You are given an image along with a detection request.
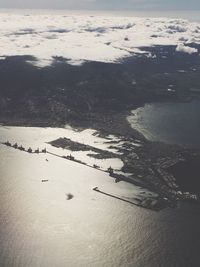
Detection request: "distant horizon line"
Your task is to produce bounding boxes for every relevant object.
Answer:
[0,7,199,12]
[0,8,199,22]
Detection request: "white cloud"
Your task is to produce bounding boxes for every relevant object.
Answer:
[176,43,198,54]
[0,12,199,67]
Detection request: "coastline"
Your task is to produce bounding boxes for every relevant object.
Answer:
[0,10,200,267]
[0,47,200,209]
[2,121,200,210]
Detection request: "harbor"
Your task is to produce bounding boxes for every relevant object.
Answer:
[1,139,165,210]
[2,138,199,210]
[1,127,200,267]
[2,140,121,181]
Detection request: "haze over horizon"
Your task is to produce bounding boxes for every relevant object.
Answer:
[0,0,199,11]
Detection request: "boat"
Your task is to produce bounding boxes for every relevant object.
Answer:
[19,145,25,151]
[42,179,49,182]
[4,141,11,146]
[115,177,121,183]
[67,154,75,161]
[107,166,114,174]
[13,143,18,149]
[93,164,100,169]
[27,147,32,153]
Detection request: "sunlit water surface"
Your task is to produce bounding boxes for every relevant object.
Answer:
[0,126,200,267]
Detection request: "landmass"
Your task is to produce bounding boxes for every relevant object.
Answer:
[1,45,200,209]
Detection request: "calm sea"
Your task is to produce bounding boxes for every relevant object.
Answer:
[0,126,200,267]
[128,99,200,148]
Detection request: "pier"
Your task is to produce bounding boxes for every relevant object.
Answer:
[92,187,169,210]
[1,140,146,187]
[92,187,141,207]
[1,141,121,179]
[1,140,170,210]
[47,150,116,176]
[1,140,143,186]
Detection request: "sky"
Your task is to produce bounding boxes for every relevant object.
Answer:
[0,0,199,10]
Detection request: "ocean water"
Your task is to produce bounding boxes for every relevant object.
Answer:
[0,126,200,267]
[128,99,200,148]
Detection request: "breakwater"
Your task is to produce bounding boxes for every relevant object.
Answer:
[1,141,119,179]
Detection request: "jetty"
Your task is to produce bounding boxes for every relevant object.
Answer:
[1,140,170,210]
[92,187,141,207]
[92,187,167,210]
[2,142,115,176]
[1,140,130,184]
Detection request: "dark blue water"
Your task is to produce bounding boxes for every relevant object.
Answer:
[129,99,200,148]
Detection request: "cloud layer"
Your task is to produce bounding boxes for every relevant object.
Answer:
[0,12,199,67]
